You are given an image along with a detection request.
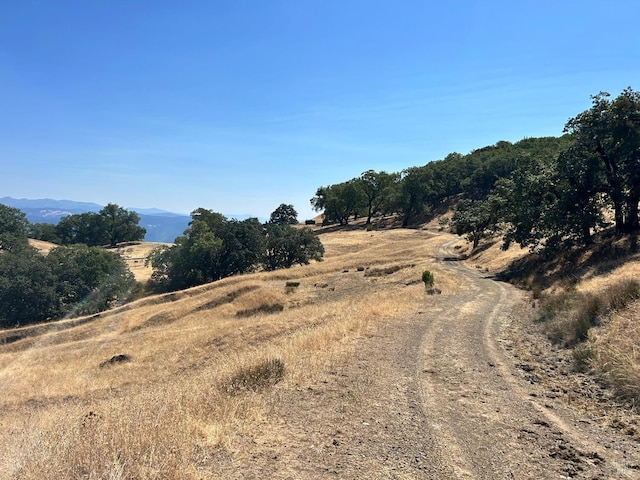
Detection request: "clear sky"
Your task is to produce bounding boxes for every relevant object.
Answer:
[1,1,638,220]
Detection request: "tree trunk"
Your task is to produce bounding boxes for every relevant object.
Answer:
[625,195,640,232]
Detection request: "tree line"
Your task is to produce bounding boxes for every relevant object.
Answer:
[28,203,147,247]
[312,88,640,253]
[0,202,324,327]
[146,204,324,292]
[0,204,137,328]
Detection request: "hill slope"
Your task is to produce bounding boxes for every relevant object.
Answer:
[1,226,638,479]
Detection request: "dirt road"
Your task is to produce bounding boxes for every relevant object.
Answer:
[211,237,640,479]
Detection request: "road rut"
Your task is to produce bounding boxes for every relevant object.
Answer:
[208,236,640,479]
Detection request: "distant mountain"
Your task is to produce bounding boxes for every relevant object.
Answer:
[0,197,265,243]
[0,197,190,243]
[0,197,103,214]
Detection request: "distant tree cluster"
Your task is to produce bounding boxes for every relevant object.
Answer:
[0,205,136,328]
[29,203,146,247]
[146,204,324,292]
[311,170,399,225]
[311,88,640,254]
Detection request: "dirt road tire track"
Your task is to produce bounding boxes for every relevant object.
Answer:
[207,235,640,479]
[421,239,640,478]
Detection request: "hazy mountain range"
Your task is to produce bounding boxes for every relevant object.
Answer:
[0,197,259,243]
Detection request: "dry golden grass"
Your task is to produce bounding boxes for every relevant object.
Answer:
[0,227,458,479]
[112,241,171,282]
[27,238,57,254]
[27,239,168,282]
[514,231,640,408]
[587,302,640,407]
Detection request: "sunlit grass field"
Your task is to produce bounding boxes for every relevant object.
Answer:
[9,224,640,477]
[5,227,460,479]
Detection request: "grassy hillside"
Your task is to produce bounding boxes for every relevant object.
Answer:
[2,225,461,478]
[5,223,639,478]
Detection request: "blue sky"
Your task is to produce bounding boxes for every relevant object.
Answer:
[1,1,638,220]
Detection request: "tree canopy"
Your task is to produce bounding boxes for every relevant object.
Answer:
[309,87,640,254]
[147,207,324,292]
[269,203,299,225]
[37,203,146,247]
[0,243,135,328]
[0,204,30,252]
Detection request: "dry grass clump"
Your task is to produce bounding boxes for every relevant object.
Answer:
[236,303,285,317]
[583,304,640,408]
[538,278,640,347]
[223,358,286,394]
[363,263,415,277]
[535,276,640,407]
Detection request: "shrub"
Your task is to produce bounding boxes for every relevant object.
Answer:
[364,264,414,277]
[601,279,640,311]
[538,279,640,347]
[421,270,435,288]
[236,303,284,317]
[224,358,286,394]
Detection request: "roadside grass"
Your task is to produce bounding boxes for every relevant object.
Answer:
[0,227,453,479]
[532,265,640,408]
[465,229,640,409]
[586,303,640,407]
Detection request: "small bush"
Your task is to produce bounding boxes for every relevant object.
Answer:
[540,291,601,346]
[285,281,300,294]
[365,224,376,231]
[538,279,640,347]
[572,344,594,372]
[602,279,640,311]
[99,354,132,368]
[224,358,286,394]
[364,264,414,277]
[236,303,284,317]
[421,270,435,288]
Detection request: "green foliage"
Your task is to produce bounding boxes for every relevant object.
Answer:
[0,204,30,252]
[147,208,324,292]
[28,222,61,244]
[264,224,324,271]
[358,170,399,224]
[99,203,146,247]
[56,212,108,246]
[564,88,640,233]
[55,204,146,247]
[47,244,136,316]
[0,246,57,327]
[0,243,135,328]
[451,196,503,249]
[311,180,366,225]
[421,270,435,288]
[269,203,298,225]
